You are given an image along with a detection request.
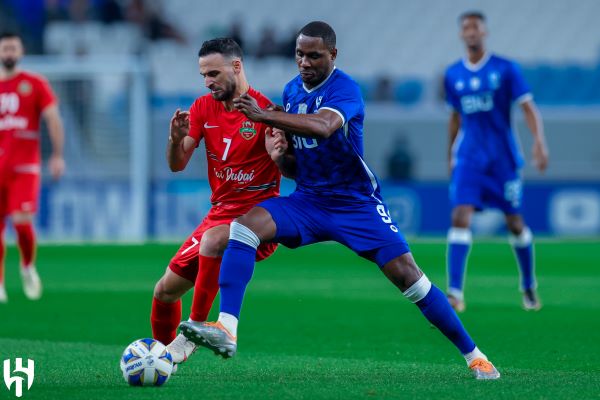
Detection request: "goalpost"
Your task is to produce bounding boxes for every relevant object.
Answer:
[22,55,150,242]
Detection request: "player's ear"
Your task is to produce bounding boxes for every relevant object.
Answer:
[330,48,337,61]
[232,59,242,74]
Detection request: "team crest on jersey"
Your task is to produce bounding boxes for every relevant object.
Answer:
[239,120,257,140]
[469,77,481,90]
[297,103,307,114]
[18,80,32,96]
[315,96,323,108]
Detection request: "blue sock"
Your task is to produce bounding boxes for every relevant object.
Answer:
[447,228,472,294]
[218,239,257,319]
[511,227,535,290]
[416,285,476,354]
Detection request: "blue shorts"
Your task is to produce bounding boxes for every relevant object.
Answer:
[258,191,410,268]
[450,161,522,214]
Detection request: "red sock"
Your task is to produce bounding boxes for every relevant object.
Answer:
[0,220,5,284]
[189,255,221,322]
[14,222,35,268]
[151,297,181,345]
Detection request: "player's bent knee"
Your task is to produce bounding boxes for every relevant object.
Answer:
[505,215,525,235]
[235,207,277,241]
[200,227,229,257]
[382,254,424,292]
[451,206,472,228]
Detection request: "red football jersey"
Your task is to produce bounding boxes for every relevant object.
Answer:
[188,87,281,205]
[0,71,56,170]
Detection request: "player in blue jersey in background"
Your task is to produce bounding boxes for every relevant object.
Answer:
[180,21,500,379]
[444,12,549,313]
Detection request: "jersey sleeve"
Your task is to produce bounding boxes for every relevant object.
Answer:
[319,78,363,126]
[36,76,57,112]
[255,91,274,110]
[282,81,292,112]
[444,71,461,111]
[508,61,532,104]
[188,98,205,143]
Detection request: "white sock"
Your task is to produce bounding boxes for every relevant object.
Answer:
[509,226,533,247]
[218,312,238,337]
[464,346,487,365]
[447,287,464,301]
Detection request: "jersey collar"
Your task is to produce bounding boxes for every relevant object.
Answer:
[302,66,337,93]
[462,52,492,72]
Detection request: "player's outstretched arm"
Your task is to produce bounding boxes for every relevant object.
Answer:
[447,110,461,175]
[265,127,296,179]
[521,100,548,172]
[167,109,196,172]
[42,104,66,180]
[233,93,341,139]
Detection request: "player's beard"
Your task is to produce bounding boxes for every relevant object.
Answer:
[1,58,17,71]
[212,80,236,101]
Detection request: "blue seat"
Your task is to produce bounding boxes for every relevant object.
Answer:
[394,79,423,105]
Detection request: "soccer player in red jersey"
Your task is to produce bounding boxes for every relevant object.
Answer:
[150,38,281,366]
[0,32,65,303]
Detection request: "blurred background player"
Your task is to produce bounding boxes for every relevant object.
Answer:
[150,38,280,367]
[0,31,65,302]
[444,12,549,312]
[181,21,500,380]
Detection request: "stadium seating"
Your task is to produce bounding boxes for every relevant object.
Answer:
[42,0,600,105]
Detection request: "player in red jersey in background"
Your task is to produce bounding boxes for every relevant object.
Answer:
[0,32,65,303]
[150,38,281,367]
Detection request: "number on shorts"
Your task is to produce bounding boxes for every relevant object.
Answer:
[376,204,399,232]
[181,237,199,255]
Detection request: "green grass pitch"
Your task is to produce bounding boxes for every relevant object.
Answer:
[1,240,599,399]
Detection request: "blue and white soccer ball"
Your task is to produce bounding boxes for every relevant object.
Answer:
[120,338,173,386]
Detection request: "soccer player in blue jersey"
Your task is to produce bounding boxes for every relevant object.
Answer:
[444,12,549,313]
[180,21,500,379]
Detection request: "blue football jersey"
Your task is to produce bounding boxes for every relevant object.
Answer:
[444,53,532,169]
[282,68,381,200]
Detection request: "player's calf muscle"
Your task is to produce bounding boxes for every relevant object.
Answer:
[154,272,191,302]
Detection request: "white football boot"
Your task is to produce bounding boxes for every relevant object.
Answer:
[21,266,42,300]
[167,332,198,365]
[0,284,7,303]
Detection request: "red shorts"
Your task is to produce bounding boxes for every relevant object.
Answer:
[168,203,277,282]
[0,168,40,217]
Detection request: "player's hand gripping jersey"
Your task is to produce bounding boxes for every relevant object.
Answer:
[282,68,381,201]
[188,87,280,206]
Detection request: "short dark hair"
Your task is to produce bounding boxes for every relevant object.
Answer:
[459,11,486,23]
[198,38,243,60]
[0,31,21,41]
[298,21,336,49]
